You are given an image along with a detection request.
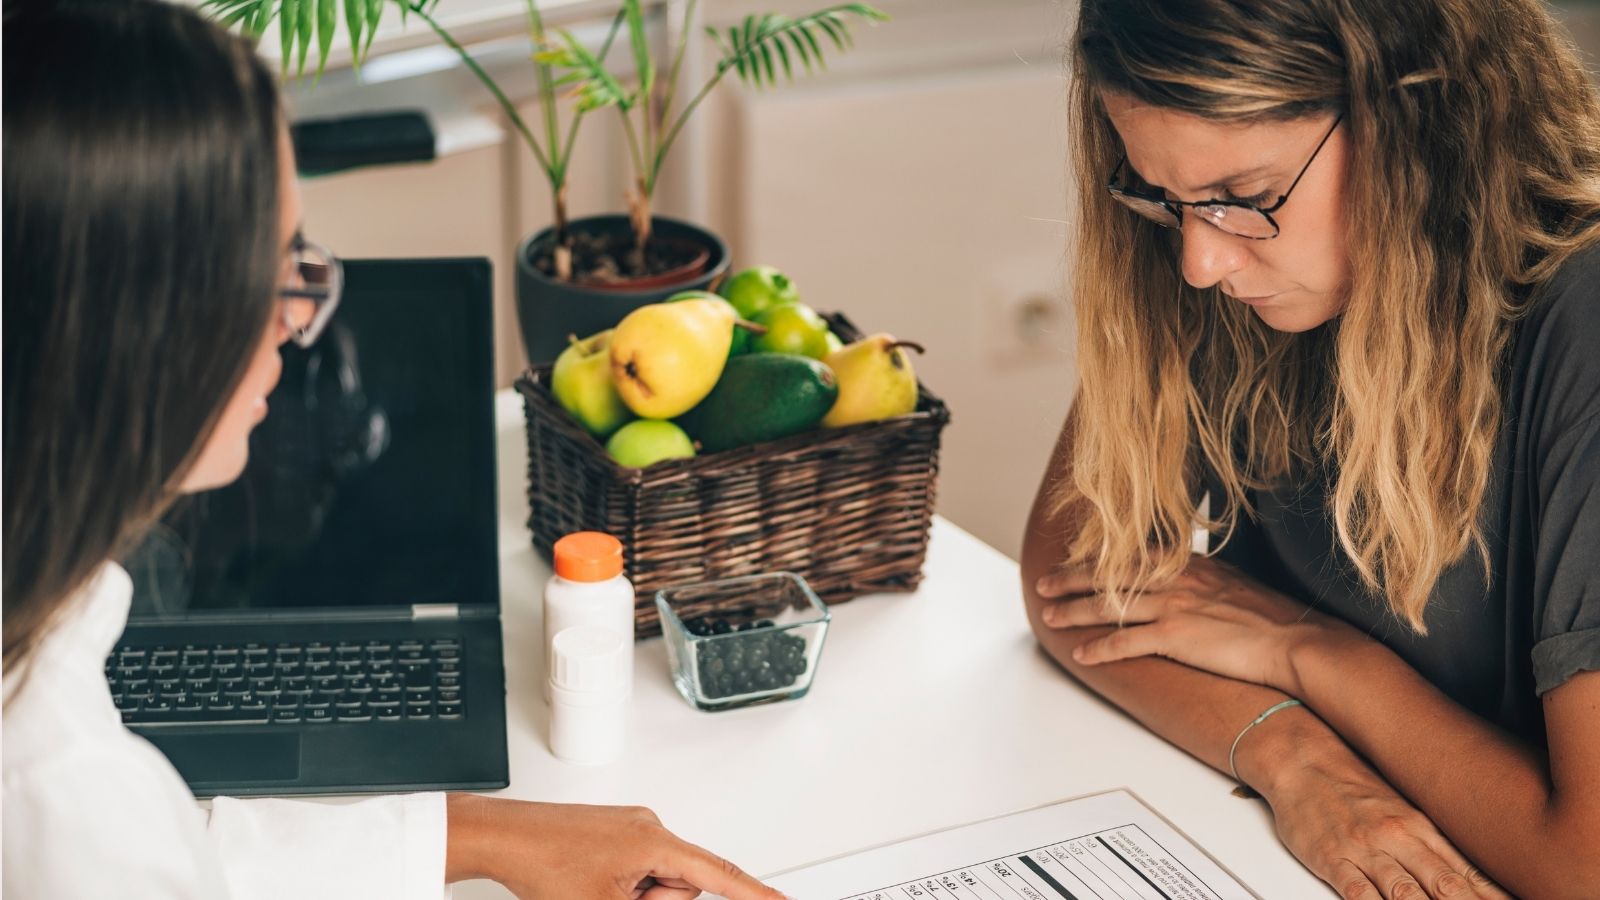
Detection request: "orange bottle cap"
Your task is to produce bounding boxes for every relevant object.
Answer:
[553,532,625,582]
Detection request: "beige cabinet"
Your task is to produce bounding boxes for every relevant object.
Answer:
[695,0,1079,558]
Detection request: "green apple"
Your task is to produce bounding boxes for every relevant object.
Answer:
[668,290,748,357]
[750,302,832,359]
[720,265,800,320]
[551,330,634,438]
[605,419,697,468]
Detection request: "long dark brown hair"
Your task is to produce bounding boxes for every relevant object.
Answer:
[3,0,285,675]
[1055,0,1600,629]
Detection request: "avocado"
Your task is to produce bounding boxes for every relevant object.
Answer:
[679,353,839,452]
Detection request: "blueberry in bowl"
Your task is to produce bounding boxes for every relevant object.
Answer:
[655,573,831,711]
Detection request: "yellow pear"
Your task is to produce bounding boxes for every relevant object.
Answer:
[610,298,737,419]
[821,334,925,428]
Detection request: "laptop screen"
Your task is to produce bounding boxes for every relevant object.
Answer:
[125,258,499,621]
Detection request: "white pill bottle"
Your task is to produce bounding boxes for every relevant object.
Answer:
[548,624,629,765]
[543,531,634,701]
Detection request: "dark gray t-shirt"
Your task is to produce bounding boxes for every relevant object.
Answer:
[1213,243,1600,746]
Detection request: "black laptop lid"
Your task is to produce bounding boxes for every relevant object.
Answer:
[125,258,499,622]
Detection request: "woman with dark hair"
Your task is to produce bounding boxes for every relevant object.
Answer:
[0,3,781,898]
[1022,1,1599,898]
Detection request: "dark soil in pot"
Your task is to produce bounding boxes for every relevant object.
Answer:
[527,229,711,288]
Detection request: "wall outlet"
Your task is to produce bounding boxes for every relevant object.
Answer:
[985,282,1074,368]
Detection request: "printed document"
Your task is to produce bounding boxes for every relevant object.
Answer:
[743,790,1258,900]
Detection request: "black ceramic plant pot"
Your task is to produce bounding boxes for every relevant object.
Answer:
[515,214,731,366]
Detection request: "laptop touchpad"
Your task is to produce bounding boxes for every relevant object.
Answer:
[155,732,301,784]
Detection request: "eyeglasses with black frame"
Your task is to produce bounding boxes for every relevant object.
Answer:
[1106,114,1343,240]
[277,234,343,348]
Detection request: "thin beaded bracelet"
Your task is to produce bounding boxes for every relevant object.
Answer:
[1228,699,1303,793]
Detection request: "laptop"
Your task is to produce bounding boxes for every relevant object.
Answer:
[110,258,509,798]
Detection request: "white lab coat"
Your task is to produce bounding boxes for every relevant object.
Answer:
[2,563,450,899]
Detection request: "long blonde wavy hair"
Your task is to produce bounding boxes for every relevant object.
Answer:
[1056,0,1600,629]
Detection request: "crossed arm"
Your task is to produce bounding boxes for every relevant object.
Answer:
[1020,411,1600,900]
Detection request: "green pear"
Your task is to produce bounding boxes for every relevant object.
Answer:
[611,298,736,419]
[550,330,634,438]
[750,302,832,359]
[823,331,845,355]
[605,419,697,468]
[720,265,800,320]
[821,334,926,428]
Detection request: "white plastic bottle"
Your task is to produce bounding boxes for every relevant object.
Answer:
[548,625,629,765]
[543,531,634,701]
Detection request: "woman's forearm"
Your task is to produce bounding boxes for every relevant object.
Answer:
[445,793,497,884]
[1020,541,1338,795]
[1018,409,1346,795]
[1289,633,1600,896]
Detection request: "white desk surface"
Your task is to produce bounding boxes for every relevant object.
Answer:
[451,391,1332,898]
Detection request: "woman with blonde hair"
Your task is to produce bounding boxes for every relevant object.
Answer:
[1023,0,1599,897]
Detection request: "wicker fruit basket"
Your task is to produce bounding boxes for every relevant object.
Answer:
[515,313,951,637]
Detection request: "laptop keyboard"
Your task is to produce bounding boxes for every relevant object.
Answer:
[105,639,465,726]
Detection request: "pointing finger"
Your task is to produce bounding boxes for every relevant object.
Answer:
[657,840,785,900]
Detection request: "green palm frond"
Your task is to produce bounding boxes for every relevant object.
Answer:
[203,0,444,78]
[536,30,635,113]
[299,0,317,73]
[207,0,893,254]
[202,0,264,30]
[622,0,654,113]
[706,4,887,89]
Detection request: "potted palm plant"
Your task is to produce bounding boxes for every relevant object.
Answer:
[209,0,887,363]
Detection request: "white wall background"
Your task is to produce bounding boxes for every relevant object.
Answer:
[285,0,1600,561]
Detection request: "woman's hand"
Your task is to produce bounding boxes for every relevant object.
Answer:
[1035,554,1359,695]
[1247,722,1510,900]
[445,795,786,900]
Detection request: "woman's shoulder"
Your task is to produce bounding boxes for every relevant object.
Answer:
[3,606,209,857]
[1533,240,1600,318]
[4,698,199,813]
[1524,241,1600,347]
[3,724,225,899]
[1512,241,1600,435]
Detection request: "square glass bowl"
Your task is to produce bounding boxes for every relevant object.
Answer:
[655,572,832,712]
